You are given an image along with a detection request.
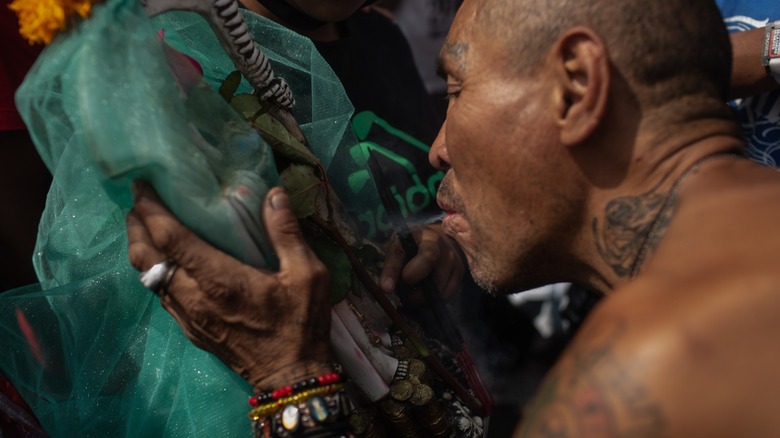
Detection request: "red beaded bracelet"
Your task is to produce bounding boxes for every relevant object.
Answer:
[248,371,346,407]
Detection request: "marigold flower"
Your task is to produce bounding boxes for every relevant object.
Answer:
[9,0,102,45]
[71,0,95,18]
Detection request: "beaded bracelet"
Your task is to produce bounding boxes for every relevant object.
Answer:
[248,383,345,419]
[251,386,351,438]
[249,369,347,408]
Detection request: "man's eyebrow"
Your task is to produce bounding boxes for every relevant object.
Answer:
[437,42,468,79]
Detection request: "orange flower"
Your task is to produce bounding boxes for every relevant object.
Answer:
[9,0,102,45]
[71,0,95,18]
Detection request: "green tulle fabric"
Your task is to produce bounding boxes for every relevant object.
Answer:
[0,0,362,436]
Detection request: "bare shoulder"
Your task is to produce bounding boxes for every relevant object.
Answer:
[514,161,780,437]
[514,309,665,438]
[514,277,780,438]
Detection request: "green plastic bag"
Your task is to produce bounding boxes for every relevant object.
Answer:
[0,0,360,436]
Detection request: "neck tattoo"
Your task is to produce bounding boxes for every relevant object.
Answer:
[627,152,742,278]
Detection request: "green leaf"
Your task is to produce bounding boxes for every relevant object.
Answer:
[279,163,322,218]
[253,112,321,167]
[230,94,264,121]
[219,71,242,102]
[308,236,352,304]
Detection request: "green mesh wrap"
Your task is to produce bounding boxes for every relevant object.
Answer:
[0,0,362,436]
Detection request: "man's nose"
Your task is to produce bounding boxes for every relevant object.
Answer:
[429,121,450,170]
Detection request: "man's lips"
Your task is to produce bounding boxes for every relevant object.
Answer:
[441,212,461,230]
[437,198,458,215]
[436,174,469,234]
[436,196,460,218]
[439,199,469,235]
[435,187,462,216]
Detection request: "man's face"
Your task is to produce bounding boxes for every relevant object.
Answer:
[432,0,581,293]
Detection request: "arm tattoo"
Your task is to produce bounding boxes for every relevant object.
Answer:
[592,189,675,278]
[518,317,666,438]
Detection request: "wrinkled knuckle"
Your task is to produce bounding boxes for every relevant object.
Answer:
[205,283,233,301]
[231,268,253,293]
[152,225,180,254]
[301,258,329,289]
[422,241,442,259]
[310,259,329,282]
[127,241,147,269]
[215,270,252,307]
[189,307,213,333]
[274,217,304,240]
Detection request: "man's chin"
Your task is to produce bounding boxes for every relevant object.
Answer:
[463,254,504,296]
[442,215,512,295]
[470,270,503,296]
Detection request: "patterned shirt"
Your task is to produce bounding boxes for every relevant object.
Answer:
[717,0,780,167]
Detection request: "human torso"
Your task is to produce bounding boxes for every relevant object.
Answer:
[552,158,780,437]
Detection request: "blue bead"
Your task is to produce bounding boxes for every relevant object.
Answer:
[308,396,329,423]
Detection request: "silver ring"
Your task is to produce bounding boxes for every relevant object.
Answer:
[139,260,178,296]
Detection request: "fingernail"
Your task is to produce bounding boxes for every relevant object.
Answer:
[381,277,395,293]
[270,191,289,210]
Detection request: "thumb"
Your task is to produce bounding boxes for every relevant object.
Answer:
[263,187,315,271]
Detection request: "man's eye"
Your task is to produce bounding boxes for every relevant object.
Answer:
[444,90,460,101]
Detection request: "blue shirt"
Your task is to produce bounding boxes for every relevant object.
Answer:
[716,0,780,167]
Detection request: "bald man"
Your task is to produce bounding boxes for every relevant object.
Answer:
[128,0,780,436]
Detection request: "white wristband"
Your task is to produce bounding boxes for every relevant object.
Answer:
[763,20,780,84]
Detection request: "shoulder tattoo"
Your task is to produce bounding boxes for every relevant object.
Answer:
[518,317,666,438]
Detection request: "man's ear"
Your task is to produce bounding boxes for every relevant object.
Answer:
[551,28,610,146]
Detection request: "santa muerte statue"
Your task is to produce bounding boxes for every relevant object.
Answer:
[1,0,492,436]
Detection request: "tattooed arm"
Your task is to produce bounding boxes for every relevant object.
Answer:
[513,262,780,438]
[515,314,666,438]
